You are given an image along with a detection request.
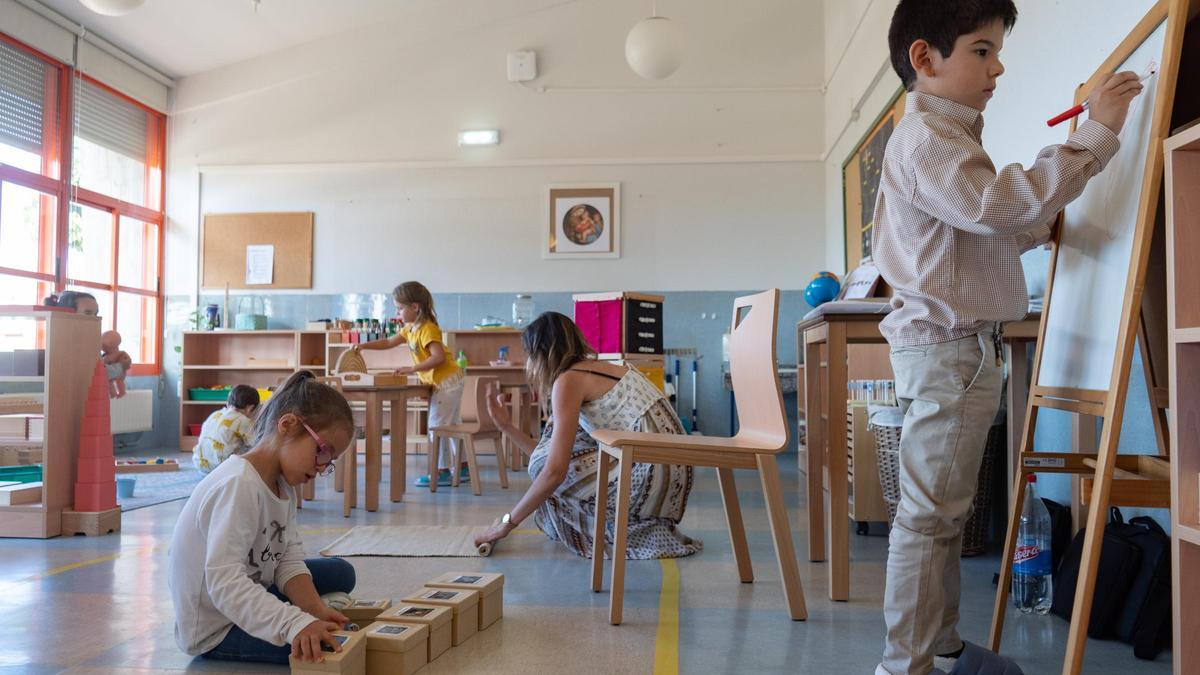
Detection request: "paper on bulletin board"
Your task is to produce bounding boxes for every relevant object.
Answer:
[245,245,274,285]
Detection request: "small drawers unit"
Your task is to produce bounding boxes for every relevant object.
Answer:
[425,572,504,629]
[377,603,453,662]
[362,620,428,675]
[573,292,664,356]
[402,587,480,646]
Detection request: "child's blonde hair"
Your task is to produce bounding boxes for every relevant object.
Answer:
[522,311,597,398]
[392,281,438,326]
[251,370,353,446]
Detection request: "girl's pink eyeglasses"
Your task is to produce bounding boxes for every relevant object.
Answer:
[301,422,336,476]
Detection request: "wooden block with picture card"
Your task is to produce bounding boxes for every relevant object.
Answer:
[361,621,428,675]
[287,629,365,675]
[401,587,480,646]
[341,598,391,623]
[425,572,504,629]
[376,603,453,662]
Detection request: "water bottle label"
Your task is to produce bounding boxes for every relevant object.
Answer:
[1013,543,1052,575]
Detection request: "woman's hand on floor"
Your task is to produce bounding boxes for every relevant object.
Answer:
[474,520,514,548]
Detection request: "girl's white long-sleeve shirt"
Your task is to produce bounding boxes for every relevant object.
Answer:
[168,455,315,655]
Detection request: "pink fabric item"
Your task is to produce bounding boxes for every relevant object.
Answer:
[574,299,622,353]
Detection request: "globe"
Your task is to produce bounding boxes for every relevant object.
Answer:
[805,275,841,307]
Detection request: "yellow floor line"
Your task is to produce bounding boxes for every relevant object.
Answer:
[653,559,681,675]
[23,545,163,582]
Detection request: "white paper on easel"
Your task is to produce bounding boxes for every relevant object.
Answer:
[245,245,274,285]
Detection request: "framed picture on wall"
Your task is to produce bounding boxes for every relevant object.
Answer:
[842,88,905,272]
[544,183,620,259]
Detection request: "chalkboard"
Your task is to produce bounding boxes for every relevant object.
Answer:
[843,91,905,272]
[1036,21,1167,391]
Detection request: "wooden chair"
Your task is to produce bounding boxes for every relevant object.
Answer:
[588,289,806,624]
[428,375,508,495]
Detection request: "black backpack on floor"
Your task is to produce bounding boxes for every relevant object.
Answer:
[1050,508,1141,640]
[1050,507,1172,660]
[1111,514,1172,659]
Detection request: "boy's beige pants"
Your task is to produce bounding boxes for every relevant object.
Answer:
[877,333,1004,675]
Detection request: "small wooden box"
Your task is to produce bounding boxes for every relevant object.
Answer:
[376,603,452,662]
[425,572,504,629]
[402,587,479,646]
[342,598,391,623]
[288,629,365,675]
[362,621,428,675]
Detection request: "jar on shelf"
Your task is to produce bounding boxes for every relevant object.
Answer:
[513,294,534,328]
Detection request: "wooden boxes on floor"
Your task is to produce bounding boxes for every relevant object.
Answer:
[425,572,504,629]
[377,603,452,662]
[401,587,479,646]
[362,621,428,674]
[342,598,391,623]
[288,630,365,675]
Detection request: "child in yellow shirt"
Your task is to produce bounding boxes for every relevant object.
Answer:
[356,281,465,487]
[194,385,260,474]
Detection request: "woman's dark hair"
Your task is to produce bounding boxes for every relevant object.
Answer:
[522,311,596,397]
[888,0,1018,91]
[251,370,354,446]
[227,384,261,410]
[44,290,97,309]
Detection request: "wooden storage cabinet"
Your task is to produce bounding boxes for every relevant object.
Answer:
[1165,123,1200,675]
[0,309,99,538]
[845,402,889,527]
[179,331,327,451]
[573,292,664,356]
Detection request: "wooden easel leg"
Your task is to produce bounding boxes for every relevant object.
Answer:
[1071,415,1098,533]
[591,449,611,592]
[717,467,753,583]
[988,397,1045,652]
[1064,426,1122,675]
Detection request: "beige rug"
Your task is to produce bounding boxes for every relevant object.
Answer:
[320,525,492,557]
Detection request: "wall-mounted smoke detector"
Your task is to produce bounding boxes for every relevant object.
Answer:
[506,51,537,83]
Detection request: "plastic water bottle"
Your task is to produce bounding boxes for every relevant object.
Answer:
[455,350,469,371]
[1012,474,1053,614]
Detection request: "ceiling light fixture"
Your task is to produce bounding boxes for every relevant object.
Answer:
[625,2,684,80]
[458,129,500,146]
[78,0,147,17]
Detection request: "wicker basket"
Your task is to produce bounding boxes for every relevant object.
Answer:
[870,421,903,526]
[870,418,1004,557]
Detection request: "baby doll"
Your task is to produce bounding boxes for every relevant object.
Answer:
[100,330,132,399]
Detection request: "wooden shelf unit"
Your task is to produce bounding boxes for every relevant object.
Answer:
[0,310,100,538]
[179,330,328,451]
[1165,122,1200,675]
[443,329,526,369]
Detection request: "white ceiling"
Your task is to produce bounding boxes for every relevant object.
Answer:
[33,0,430,78]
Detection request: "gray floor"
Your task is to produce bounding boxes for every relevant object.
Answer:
[0,453,1170,673]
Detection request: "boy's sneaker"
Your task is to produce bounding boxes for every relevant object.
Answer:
[415,469,453,487]
[458,465,471,484]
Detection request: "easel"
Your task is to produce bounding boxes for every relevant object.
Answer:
[988,2,1199,673]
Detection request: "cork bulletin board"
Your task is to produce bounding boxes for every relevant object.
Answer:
[842,89,906,272]
[200,212,313,289]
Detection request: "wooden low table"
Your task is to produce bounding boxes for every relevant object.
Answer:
[339,381,431,517]
[799,311,1039,601]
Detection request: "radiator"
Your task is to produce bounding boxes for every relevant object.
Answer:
[110,389,153,434]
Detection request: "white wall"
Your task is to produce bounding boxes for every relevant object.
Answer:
[165,0,828,296]
[820,0,1158,272]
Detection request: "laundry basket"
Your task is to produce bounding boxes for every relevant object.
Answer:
[870,406,1004,556]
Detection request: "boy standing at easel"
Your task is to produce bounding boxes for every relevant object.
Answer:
[872,1,1143,673]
